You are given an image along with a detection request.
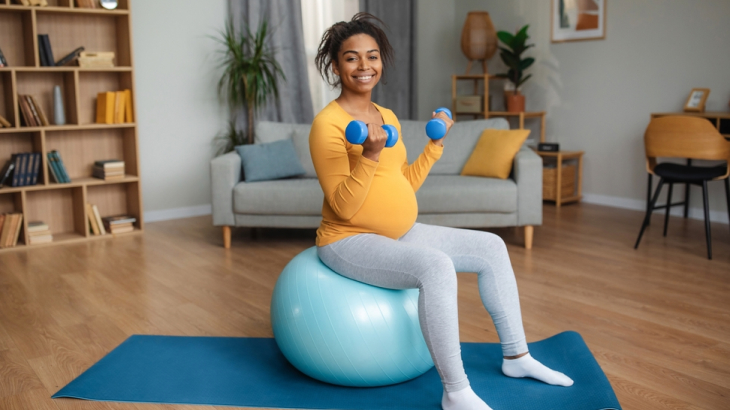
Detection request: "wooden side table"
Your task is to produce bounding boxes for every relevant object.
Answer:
[537,150,584,207]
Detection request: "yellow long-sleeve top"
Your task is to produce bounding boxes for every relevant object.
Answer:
[310,100,443,246]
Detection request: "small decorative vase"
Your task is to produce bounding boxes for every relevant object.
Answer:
[53,85,66,125]
[506,94,525,113]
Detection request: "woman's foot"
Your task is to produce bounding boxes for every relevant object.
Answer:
[442,386,493,410]
[502,352,573,386]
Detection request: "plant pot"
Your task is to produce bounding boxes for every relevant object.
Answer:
[506,94,525,113]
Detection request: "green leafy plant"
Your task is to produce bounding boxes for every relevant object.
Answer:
[213,119,247,157]
[213,18,285,148]
[495,25,534,94]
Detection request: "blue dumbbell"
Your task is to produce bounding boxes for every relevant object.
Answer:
[345,121,399,148]
[425,107,453,140]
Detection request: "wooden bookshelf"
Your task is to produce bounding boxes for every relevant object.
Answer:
[0,0,142,252]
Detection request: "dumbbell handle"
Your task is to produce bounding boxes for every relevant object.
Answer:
[426,107,453,140]
[345,121,399,148]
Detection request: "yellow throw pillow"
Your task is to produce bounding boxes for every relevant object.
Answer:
[460,129,530,179]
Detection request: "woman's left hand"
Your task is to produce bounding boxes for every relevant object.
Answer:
[431,111,454,147]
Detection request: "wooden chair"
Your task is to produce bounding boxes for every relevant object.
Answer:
[634,116,730,259]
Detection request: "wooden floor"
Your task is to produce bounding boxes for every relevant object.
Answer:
[0,203,728,410]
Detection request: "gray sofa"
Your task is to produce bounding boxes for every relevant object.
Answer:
[211,117,543,249]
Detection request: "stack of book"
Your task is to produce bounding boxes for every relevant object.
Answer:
[96,90,134,124]
[86,203,106,236]
[102,215,136,234]
[78,52,115,68]
[27,221,52,245]
[0,213,23,248]
[0,153,42,188]
[92,160,125,181]
[47,150,71,183]
[18,94,49,127]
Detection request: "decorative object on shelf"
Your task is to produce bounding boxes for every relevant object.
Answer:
[0,158,15,187]
[0,46,7,67]
[683,88,710,113]
[214,18,285,145]
[56,46,85,67]
[53,86,66,125]
[538,142,560,152]
[460,11,497,74]
[100,0,118,10]
[551,0,606,42]
[78,51,115,68]
[496,25,534,113]
[455,95,483,114]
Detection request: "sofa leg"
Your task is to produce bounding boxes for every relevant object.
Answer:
[524,226,533,250]
[222,226,231,249]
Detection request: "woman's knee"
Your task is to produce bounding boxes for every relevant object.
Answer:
[416,251,458,290]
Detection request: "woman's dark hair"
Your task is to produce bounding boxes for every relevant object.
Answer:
[315,12,394,88]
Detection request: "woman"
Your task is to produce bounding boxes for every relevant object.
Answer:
[309,13,573,410]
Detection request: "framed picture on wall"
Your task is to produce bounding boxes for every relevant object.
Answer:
[551,0,606,42]
[684,88,710,112]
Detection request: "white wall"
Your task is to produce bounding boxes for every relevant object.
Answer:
[132,0,227,221]
[419,0,730,222]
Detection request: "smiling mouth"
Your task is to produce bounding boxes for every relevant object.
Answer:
[354,75,374,81]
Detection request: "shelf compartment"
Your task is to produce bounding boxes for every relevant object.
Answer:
[0,131,44,187]
[87,181,140,230]
[25,185,85,238]
[0,71,17,127]
[78,71,132,125]
[16,71,78,126]
[45,127,137,180]
[35,12,131,67]
[0,8,34,67]
[0,190,25,246]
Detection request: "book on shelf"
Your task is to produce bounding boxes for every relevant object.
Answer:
[38,34,55,67]
[0,159,15,188]
[0,114,12,128]
[27,221,52,245]
[28,96,49,126]
[18,94,35,127]
[0,46,8,67]
[0,213,24,248]
[76,0,97,9]
[6,152,42,188]
[47,150,71,183]
[102,215,136,234]
[17,94,49,127]
[96,90,133,125]
[86,203,101,235]
[92,205,106,235]
[56,47,85,67]
[92,159,125,180]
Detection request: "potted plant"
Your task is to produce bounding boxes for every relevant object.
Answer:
[213,18,285,152]
[496,25,534,113]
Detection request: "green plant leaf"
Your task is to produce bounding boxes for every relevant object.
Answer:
[497,31,514,45]
[517,74,532,88]
[520,57,535,70]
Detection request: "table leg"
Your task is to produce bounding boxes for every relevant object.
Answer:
[646,173,653,226]
[519,112,525,129]
[540,114,546,143]
[556,153,562,208]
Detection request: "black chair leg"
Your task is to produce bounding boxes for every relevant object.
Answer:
[664,183,673,237]
[646,174,653,226]
[635,179,665,249]
[724,178,730,234]
[684,183,690,218]
[701,180,712,260]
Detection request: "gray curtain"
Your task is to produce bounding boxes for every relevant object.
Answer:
[229,0,314,132]
[359,0,417,120]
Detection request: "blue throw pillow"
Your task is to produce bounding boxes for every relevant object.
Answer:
[235,139,306,182]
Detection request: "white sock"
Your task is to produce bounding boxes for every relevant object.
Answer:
[502,353,574,386]
[442,386,493,410]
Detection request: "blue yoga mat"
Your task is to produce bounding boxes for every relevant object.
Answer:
[53,331,621,410]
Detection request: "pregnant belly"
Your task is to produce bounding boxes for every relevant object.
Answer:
[349,176,418,239]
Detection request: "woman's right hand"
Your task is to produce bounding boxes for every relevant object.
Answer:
[361,124,387,162]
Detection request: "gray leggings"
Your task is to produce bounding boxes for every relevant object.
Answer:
[317,223,528,392]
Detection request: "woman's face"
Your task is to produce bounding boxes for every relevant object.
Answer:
[332,33,382,94]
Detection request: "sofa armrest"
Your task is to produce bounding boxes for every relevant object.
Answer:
[513,146,543,226]
[210,151,242,226]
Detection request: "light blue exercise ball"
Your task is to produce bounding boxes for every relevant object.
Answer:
[270,247,434,387]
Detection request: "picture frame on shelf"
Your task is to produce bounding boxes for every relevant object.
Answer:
[551,0,606,43]
[684,88,710,112]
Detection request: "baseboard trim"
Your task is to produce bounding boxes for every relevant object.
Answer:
[582,193,729,225]
[144,204,212,223]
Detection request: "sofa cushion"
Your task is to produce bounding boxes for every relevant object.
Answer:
[416,175,517,214]
[400,118,510,175]
[461,129,531,179]
[255,121,315,178]
[235,139,305,182]
[234,179,323,215]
